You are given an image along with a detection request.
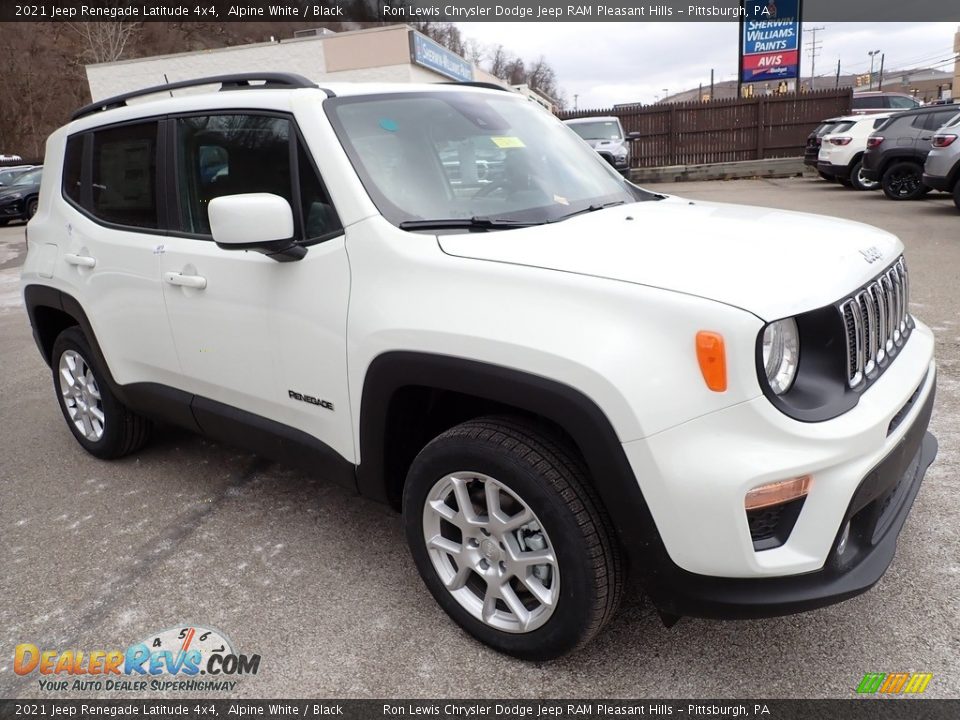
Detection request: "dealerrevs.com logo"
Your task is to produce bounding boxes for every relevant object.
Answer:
[15,625,261,693]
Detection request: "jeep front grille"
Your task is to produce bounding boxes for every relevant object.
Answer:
[840,257,911,388]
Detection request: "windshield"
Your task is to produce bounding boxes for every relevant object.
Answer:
[326,92,650,229]
[12,169,41,186]
[566,121,623,141]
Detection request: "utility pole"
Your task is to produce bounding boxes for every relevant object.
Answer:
[835,58,841,88]
[868,50,881,90]
[878,53,885,90]
[573,94,578,111]
[710,68,714,100]
[806,26,825,91]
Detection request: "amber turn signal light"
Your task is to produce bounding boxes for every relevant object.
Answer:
[696,331,727,392]
[745,475,812,511]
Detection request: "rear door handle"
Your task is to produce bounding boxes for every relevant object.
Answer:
[163,271,207,290]
[64,253,96,268]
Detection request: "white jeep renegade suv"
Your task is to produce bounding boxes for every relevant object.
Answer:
[22,74,938,660]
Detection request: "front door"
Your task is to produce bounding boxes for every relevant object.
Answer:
[159,112,354,464]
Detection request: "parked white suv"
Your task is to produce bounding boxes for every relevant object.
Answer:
[563,115,638,175]
[818,113,893,190]
[22,75,938,660]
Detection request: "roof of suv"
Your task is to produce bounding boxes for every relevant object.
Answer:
[68,75,512,128]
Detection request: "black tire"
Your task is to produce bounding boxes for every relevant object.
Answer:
[0,219,8,226]
[954,182,960,212]
[403,416,624,660]
[849,160,879,191]
[881,161,926,200]
[51,326,151,459]
[25,197,38,219]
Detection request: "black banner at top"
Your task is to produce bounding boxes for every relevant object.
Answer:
[2,0,960,22]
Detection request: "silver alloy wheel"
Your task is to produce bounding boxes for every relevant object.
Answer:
[857,166,879,190]
[422,472,560,633]
[59,349,105,442]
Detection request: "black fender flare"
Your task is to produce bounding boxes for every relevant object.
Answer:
[355,351,672,575]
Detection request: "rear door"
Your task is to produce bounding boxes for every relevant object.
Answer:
[157,112,355,464]
[57,120,181,387]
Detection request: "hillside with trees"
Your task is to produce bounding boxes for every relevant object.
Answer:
[0,20,564,160]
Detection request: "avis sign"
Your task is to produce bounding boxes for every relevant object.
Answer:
[740,0,803,83]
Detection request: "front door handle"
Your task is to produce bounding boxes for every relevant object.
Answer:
[64,253,96,268]
[163,271,207,290]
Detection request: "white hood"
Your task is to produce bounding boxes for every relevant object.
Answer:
[437,196,903,321]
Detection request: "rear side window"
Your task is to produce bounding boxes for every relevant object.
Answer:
[91,122,159,229]
[832,122,855,134]
[851,97,870,110]
[872,118,888,130]
[888,96,919,109]
[62,136,84,206]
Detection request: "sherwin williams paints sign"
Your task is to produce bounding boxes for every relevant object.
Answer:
[410,31,474,83]
[740,0,803,83]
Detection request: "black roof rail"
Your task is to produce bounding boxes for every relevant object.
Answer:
[70,73,322,121]
[439,81,510,93]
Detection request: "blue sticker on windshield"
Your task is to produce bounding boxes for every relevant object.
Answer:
[379,118,398,132]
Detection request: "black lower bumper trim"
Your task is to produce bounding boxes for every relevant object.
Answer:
[921,173,950,192]
[817,161,850,180]
[645,378,937,620]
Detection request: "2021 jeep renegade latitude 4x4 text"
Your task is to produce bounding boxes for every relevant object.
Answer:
[21,75,938,660]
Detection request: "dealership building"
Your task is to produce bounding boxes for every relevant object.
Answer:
[85,25,512,102]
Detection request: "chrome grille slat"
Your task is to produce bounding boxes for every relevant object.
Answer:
[841,256,912,388]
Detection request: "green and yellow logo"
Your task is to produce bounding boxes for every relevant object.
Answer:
[857,673,933,695]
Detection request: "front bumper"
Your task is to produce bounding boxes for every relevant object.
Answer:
[619,320,937,618]
[921,173,951,192]
[0,198,25,220]
[647,386,936,619]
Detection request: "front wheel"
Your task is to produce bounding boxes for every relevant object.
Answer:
[850,160,880,191]
[403,416,624,660]
[51,327,151,459]
[882,161,926,200]
[25,197,38,219]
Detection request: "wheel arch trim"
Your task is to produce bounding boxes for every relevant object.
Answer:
[355,351,670,572]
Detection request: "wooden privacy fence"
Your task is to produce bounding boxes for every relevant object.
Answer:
[559,88,854,168]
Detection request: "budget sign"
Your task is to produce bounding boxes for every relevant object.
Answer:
[740,0,803,83]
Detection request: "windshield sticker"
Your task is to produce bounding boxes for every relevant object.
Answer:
[490,136,525,149]
[379,118,399,132]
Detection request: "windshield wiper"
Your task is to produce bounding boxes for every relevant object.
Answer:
[552,200,626,222]
[399,216,542,231]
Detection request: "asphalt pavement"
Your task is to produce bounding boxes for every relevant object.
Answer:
[1,176,958,699]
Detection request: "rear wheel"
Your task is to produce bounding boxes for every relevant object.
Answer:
[850,160,879,191]
[51,327,151,459]
[403,416,624,660]
[954,182,960,211]
[881,161,926,200]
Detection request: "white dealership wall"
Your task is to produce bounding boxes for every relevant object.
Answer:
[86,25,504,102]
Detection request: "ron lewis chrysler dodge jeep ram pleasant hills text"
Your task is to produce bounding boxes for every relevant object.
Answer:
[21,75,938,660]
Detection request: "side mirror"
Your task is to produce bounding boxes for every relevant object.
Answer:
[208,193,305,262]
[626,132,642,141]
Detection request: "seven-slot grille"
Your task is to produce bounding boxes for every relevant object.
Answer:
[840,257,911,388]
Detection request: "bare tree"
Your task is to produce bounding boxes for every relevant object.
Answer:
[70,22,141,64]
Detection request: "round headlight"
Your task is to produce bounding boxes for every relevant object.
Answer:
[762,318,800,395]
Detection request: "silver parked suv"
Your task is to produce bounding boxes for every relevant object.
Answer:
[922,112,960,211]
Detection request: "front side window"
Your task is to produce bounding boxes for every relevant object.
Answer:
[327,92,651,228]
[91,122,158,228]
[888,96,919,109]
[176,114,292,235]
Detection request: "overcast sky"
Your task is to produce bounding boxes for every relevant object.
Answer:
[456,22,959,107]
